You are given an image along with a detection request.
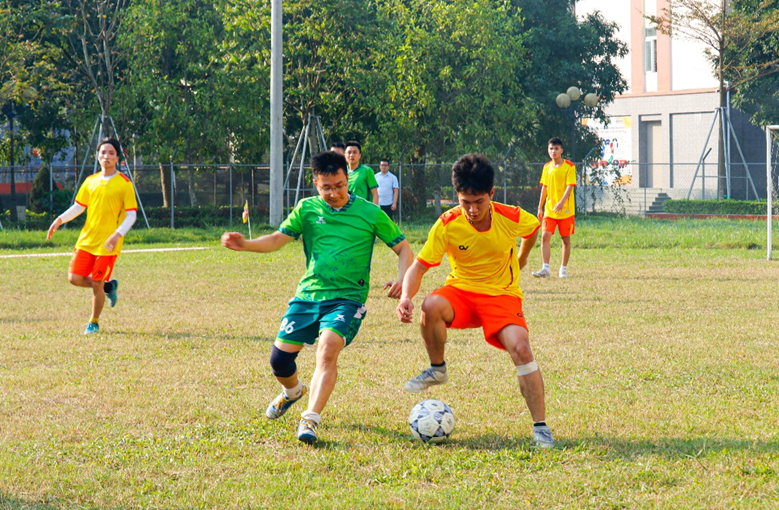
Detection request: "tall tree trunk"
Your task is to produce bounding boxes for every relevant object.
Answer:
[159,163,170,207]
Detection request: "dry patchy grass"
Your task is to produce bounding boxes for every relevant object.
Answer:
[1,233,778,509]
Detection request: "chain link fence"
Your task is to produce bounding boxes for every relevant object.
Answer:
[0,158,774,228]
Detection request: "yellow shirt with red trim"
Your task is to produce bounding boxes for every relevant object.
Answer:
[540,159,577,219]
[74,172,138,256]
[417,202,540,299]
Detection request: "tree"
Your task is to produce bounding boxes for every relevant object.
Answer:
[649,0,779,196]
[512,0,628,162]
[728,0,779,126]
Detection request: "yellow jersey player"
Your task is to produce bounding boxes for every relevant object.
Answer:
[47,138,138,334]
[533,137,577,278]
[396,153,555,448]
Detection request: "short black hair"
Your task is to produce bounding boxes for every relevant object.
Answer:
[345,140,362,152]
[330,142,346,150]
[380,158,390,165]
[98,137,121,155]
[548,137,564,148]
[311,151,348,178]
[451,153,494,195]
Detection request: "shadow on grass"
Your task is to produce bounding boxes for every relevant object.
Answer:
[0,494,70,510]
[107,330,276,343]
[347,425,779,458]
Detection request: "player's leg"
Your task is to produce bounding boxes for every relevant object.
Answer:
[266,300,318,420]
[297,300,364,444]
[405,289,465,392]
[532,224,554,278]
[495,325,554,448]
[558,216,574,278]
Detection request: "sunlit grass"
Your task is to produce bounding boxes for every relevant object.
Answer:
[1,219,778,508]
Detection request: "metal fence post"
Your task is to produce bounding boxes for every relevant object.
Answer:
[229,165,233,225]
[170,158,175,229]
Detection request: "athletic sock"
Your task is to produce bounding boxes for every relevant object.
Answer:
[431,361,447,373]
[560,265,567,271]
[103,280,114,293]
[89,318,99,324]
[533,421,547,428]
[542,263,550,270]
[283,381,303,400]
[301,410,321,425]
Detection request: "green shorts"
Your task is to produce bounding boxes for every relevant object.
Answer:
[276,298,367,347]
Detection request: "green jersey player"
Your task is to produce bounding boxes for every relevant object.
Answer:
[222,151,413,444]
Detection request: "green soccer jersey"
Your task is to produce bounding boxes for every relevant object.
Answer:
[347,164,378,202]
[278,193,405,303]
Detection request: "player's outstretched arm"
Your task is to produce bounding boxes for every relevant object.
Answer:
[518,229,540,270]
[47,203,86,240]
[221,230,293,253]
[383,239,414,299]
[396,260,429,323]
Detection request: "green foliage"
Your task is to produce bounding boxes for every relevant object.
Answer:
[27,165,51,213]
[663,199,769,215]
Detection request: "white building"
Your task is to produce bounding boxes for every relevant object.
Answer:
[576,0,765,205]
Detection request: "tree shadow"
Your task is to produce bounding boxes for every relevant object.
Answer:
[107,330,276,343]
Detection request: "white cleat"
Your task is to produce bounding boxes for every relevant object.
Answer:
[532,267,551,278]
[404,367,449,392]
[558,267,568,278]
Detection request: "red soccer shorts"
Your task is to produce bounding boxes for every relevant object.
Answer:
[543,216,575,236]
[68,249,117,282]
[428,285,528,351]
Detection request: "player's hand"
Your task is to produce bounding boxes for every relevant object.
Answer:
[396,297,414,323]
[104,232,122,253]
[47,218,62,240]
[537,208,544,221]
[391,204,397,211]
[518,254,529,270]
[221,232,246,251]
[383,281,402,299]
[554,201,564,214]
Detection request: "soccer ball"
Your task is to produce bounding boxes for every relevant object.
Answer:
[408,399,455,444]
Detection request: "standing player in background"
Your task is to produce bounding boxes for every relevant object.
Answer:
[374,158,399,219]
[396,154,555,448]
[222,151,413,444]
[47,138,138,334]
[532,137,577,279]
[344,141,379,204]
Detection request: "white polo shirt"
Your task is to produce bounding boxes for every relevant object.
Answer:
[374,171,399,206]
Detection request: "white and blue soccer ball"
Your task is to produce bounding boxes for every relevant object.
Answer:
[408,399,455,444]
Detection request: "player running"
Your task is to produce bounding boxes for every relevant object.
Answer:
[47,138,138,334]
[396,153,555,448]
[532,137,577,279]
[222,151,413,444]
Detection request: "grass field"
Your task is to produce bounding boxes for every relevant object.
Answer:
[1,217,778,508]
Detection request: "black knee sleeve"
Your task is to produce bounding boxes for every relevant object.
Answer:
[269,345,299,378]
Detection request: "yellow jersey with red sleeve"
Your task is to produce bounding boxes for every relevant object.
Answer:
[417,202,540,299]
[74,172,138,256]
[540,159,577,219]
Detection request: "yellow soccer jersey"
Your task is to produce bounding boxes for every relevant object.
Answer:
[540,159,577,219]
[74,172,138,256]
[417,202,540,299]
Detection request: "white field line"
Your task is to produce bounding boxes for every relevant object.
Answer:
[0,246,212,259]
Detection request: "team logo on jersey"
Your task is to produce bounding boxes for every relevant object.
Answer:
[335,314,346,322]
[458,245,469,251]
[316,216,327,224]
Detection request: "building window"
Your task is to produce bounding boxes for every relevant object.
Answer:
[644,36,657,73]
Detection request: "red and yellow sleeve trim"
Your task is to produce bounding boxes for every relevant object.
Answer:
[522,224,541,239]
[75,200,87,208]
[126,208,138,212]
[416,256,441,268]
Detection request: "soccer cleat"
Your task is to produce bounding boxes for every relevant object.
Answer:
[404,367,449,393]
[83,322,100,335]
[105,279,119,308]
[297,418,318,444]
[532,425,555,448]
[532,267,551,278]
[558,267,568,278]
[266,385,308,420]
